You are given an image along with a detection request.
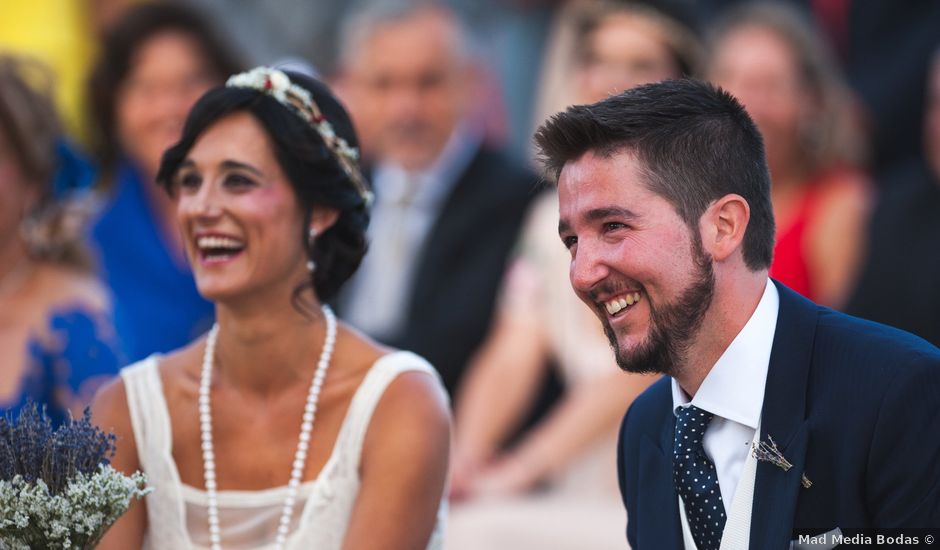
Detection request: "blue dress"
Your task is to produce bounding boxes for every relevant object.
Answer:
[4,305,123,426]
[88,161,214,362]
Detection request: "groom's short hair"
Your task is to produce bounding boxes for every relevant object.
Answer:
[534,78,775,271]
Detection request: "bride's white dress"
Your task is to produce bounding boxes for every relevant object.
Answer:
[122,351,447,549]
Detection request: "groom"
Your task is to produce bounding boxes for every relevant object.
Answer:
[535,79,940,549]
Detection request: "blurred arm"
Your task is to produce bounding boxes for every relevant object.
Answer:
[90,377,147,549]
[473,368,657,496]
[342,372,451,550]
[451,304,550,499]
[808,171,872,308]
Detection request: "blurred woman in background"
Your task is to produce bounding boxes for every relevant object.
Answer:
[0,55,120,424]
[846,49,940,347]
[706,2,871,308]
[86,2,242,362]
[448,3,698,549]
[530,0,699,148]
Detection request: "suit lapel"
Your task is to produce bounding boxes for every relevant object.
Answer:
[749,282,818,548]
[405,146,484,319]
[636,412,682,549]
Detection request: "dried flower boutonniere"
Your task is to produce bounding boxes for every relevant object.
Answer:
[752,435,812,488]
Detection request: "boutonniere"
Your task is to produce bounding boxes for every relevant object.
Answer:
[752,435,812,488]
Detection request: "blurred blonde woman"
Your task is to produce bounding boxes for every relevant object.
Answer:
[0,55,121,424]
[531,0,699,140]
[706,2,871,308]
[448,3,699,549]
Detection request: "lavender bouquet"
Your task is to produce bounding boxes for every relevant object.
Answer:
[0,403,150,549]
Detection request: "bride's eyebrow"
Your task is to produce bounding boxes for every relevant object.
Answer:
[220,160,264,177]
[176,158,265,178]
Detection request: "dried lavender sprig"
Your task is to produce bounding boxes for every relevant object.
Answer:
[751,435,793,471]
[0,402,116,496]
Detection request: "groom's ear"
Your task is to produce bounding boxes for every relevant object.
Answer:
[699,194,750,263]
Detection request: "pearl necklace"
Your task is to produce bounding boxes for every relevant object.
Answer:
[199,305,336,550]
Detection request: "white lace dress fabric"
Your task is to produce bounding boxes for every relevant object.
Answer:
[122,351,447,550]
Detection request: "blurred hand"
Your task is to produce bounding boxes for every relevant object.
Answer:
[448,445,486,502]
[466,453,542,499]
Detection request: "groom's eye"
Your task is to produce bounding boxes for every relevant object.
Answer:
[562,235,578,249]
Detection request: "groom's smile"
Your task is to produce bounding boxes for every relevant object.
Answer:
[602,291,642,316]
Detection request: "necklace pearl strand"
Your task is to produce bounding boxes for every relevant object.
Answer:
[199,305,336,550]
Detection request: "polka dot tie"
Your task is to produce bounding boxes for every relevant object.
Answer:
[673,405,726,550]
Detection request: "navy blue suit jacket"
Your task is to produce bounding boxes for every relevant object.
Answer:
[618,281,940,549]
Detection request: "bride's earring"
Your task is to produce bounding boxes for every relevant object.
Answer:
[307,227,317,272]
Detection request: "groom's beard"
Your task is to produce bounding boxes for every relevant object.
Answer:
[604,237,715,378]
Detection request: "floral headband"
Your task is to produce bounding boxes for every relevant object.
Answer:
[226,67,373,207]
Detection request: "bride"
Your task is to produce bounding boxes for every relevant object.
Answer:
[92,67,450,550]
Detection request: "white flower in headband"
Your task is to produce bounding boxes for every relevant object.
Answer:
[225,67,374,207]
[267,69,290,96]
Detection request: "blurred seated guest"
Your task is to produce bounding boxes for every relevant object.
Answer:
[334,1,538,398]
[0,55,121,424]
[846,50,940,347]
[447,3,698,549]
[0,0,97,140]
[86,2,242,362]
[531,0,700,143]
[706,2,871,308]
[93,68,450,549]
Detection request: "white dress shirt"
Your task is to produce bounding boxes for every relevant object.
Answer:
[671,279,779,529]
[341,124,480,341]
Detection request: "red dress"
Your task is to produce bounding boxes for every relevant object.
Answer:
[769,169,854,301]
